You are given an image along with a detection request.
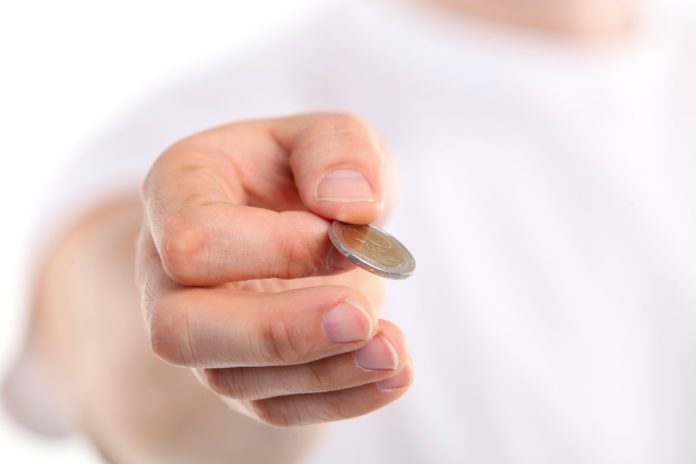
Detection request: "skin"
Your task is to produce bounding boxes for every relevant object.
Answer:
[426,0,635,41]
[19,0,638,462]
[36,200,329,463]
[136,113,412,427]
[35,114,413,463]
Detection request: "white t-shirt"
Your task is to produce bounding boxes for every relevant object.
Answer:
[29,0,696,462]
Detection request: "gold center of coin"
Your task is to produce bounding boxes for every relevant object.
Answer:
[342,226,403,267]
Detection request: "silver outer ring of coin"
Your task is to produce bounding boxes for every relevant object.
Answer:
[328,220,416,280]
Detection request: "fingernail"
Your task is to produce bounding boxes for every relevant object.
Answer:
[376,361,414,391]
[354,335,399,370]
[316,169,374,203]
[322,301,373,343]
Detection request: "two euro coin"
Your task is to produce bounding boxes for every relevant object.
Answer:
[329,221,416,280]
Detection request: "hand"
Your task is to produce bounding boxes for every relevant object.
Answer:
[135,113,414,427]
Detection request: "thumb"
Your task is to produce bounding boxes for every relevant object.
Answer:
[274,113,395,224]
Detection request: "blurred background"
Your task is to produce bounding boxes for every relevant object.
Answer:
[1,0,695,461]
[0,0,324,460]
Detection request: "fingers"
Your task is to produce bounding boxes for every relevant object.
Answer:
[141,113,394,285]
[272,113,395,224]
[146,283,380,369]
[137,221,383,372]
[202,320,408,400]
[248,361,414,427]
[157,204,355,285]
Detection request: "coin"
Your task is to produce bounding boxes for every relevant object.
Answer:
[328,220,416,280]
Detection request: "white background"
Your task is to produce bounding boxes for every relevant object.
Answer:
[0,0,324,461]
[0,0,694,461]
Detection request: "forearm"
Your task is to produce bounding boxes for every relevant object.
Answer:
[34,198,323,463]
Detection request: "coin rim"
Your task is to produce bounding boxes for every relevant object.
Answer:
[329,221,416,280]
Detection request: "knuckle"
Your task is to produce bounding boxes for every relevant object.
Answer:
[160,222,208,284]
[261,310,312,364]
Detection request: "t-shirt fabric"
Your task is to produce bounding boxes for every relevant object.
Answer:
[30,0,696,462]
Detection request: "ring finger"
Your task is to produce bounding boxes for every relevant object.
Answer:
[201,320,408,400]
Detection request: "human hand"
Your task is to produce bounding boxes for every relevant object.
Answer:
[135,114,414,427]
